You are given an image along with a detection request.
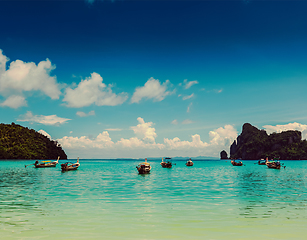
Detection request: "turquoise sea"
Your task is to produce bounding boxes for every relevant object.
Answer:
[1,159,307,240]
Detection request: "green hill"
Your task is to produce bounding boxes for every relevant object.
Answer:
[0,122,67,160]
[229,123,307,160]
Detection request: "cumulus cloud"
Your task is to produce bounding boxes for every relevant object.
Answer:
[131,77,174,103]
[0,50,61,100]
[57,118,163,156]
[0,95,27,108]
[76,110,95,117]
[0,49,9,74]
[17,111,71,125]
[56,117,238,159]
[208,125,238,146]
[263,122,307,139]
[181,79,199,89]
[164,134,208,150]
[164,125,237,156]
[59,131,114,149]
[63,72,128,108]
[130,117,157,142]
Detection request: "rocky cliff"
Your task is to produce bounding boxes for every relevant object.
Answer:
[229,123,307,160]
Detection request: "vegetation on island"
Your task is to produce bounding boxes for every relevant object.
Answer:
[227,123,307,160]
[0,123,67,160]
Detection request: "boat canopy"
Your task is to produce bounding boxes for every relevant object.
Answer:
[139,162,150,166]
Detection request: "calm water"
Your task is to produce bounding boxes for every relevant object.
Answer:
[1,159,307,240]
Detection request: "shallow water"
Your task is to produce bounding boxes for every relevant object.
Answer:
[1,159,307,239]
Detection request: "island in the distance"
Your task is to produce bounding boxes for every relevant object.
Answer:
[0,122,67,160]
[221,123,307,160]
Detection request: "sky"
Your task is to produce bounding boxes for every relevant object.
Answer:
[1,0,307,159]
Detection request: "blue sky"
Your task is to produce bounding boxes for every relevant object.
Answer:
[1,0,307,159]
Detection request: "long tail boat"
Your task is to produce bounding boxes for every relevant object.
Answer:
[161,157,173,168]
[266,160,281,169]
[231,160,243,166]
[61,157,80,171]
[25,156,60,168]
[186,158,194,166]
[136,158,151,174]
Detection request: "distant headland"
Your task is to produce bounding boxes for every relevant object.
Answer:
[222,123,307,160]
[0,123,67,160]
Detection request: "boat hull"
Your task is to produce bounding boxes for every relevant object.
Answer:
[35,164,57,168]
[61,166,79,171]
[266,162,281,169]
[231,161,243,166]
[136,165,151,174]
[61,163,80,171]
[137,169,151,174]
[161,162,172,168]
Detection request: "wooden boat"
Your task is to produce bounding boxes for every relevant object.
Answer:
[25,156,60,168]
[231,160,243,166]
[258,159,266,165]
[136,158,151,174]
[186,158,194,166]
[161,157,172,168]
[61,157,80,171]
[266,160,281,169]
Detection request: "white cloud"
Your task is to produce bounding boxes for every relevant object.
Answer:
[59,131,114,149]
[0,95,27,109]
[105,128,122,131]
[56,117,237,159]
[57,118,163,157]
[38,129,51,139]
[208,125,238,146]
[164,134,208,149]
[17,111,71,125]
[182,93,194,100]
[171,119,178,125]
[182,119,193,124]
[263,122,307,139]
[0,50,61,101]
[164,125,237,156]
[182,79,199,89]
[130,117,157,142]
[187,102,192,113]
[0,49,9,74]
[63,72,128,108]
[76,110,95,117]
[131,77,174,103]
